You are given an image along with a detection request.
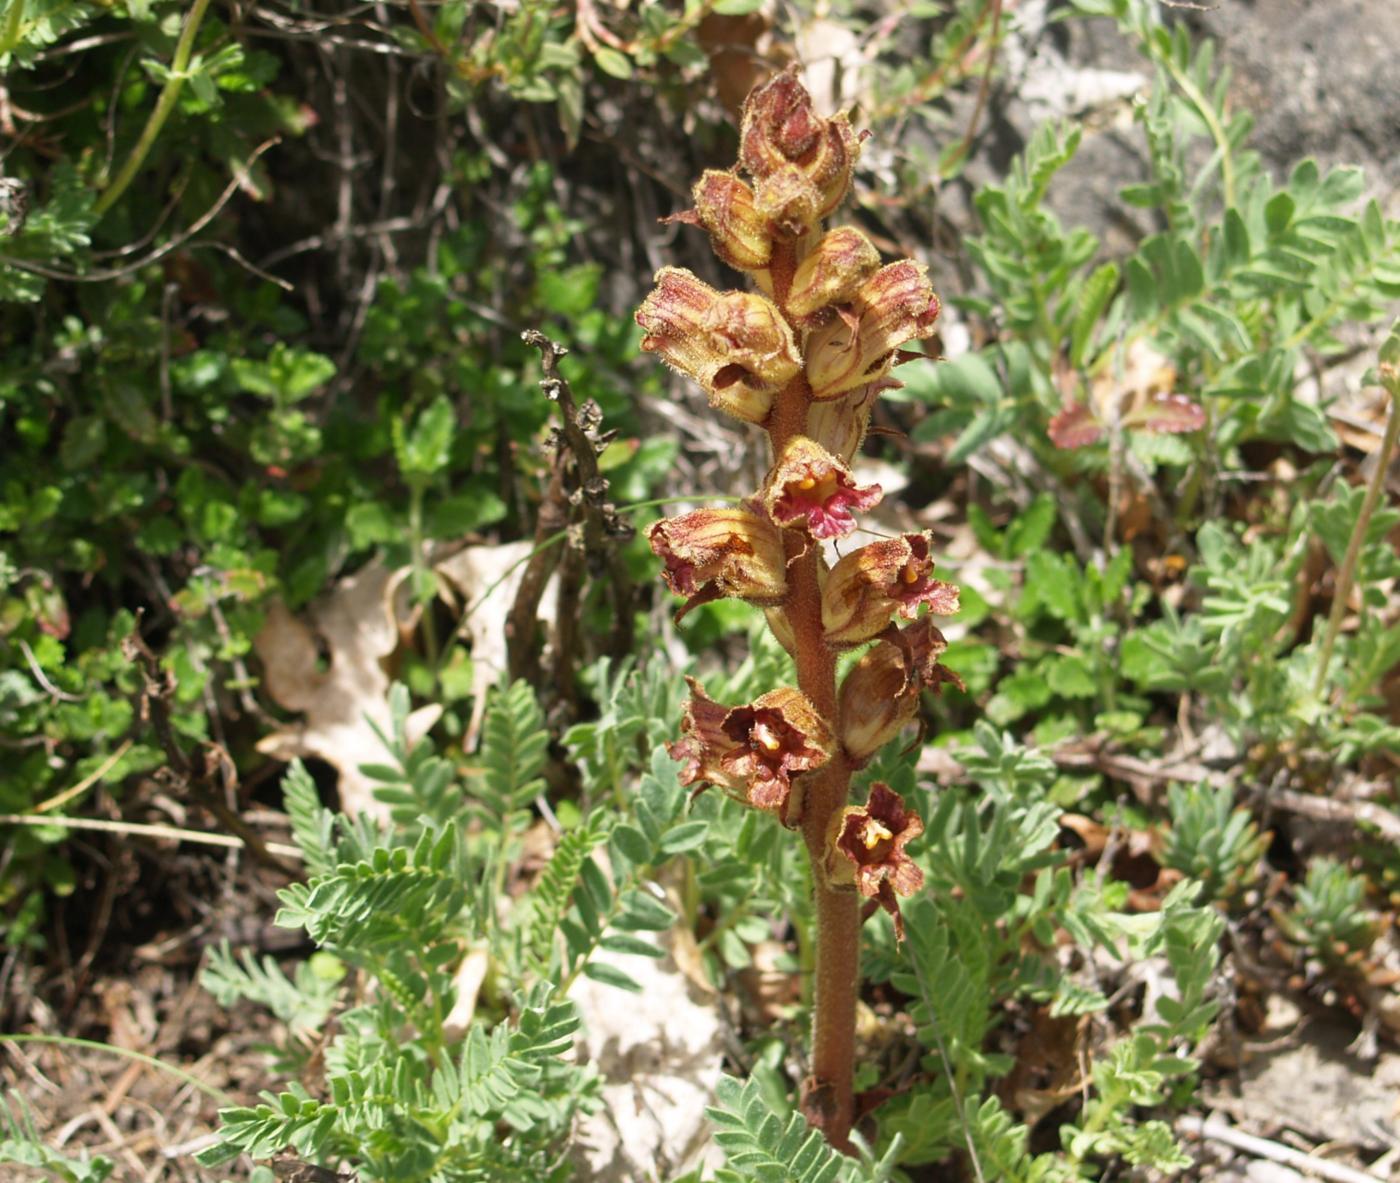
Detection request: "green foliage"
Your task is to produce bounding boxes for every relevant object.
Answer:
[1278,858,1379,968]
[907,0,1400,498]
[706,1075,846,1183]
[0,1092,114,1183]
[1162,783,1268,903]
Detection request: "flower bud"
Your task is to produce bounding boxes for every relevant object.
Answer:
[649,506,786,619]
[761,436,881,540]
[805,260,940,401]
[838,616,959,762]
[764,605,797,655]
[668,678,834,823]
[636,267,801,424]
[824,782,924,941]
[787,228,881,321]
[692,171,773,273]
[821,532,959,646]
[739,67,861,232]
[806,379,890,464]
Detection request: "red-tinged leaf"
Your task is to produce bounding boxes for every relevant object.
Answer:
[1048,403,1104,449]
[1123,393,1205,435]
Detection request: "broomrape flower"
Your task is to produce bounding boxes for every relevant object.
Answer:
[636,267,801,425]
[787,227,882,322]
[738,66,862,235]
[761,436,882,540]
[821,531,960,646]
[688,171,773,273]
[824,782,925,941]
[668,678,834,822]
[648,506,786,619]
[837,616,963,762]
[805,261,941,401]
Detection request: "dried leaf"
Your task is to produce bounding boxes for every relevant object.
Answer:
[1048,402,1105,449]
[255,560,440,819]
[1122,393,1206,435]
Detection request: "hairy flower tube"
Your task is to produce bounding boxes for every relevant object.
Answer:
[648,506,786,618]
[805,261,941,401]
[668,678,833,823]
[636,267,801,424]
[824,783,925,941]
[821,531,960,647]
[838,617,962,763]
[638,65,957,1152]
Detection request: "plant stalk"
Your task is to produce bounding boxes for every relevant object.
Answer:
[1313,368,1400,698]
[94,0,215,218]
[768,237,860,1151]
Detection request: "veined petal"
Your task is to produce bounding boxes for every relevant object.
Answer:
[636,267,801,424]
[648,507,787,615]
[821,532,959,646]
[761,436,882,540]
[824,782,924,941]
[805,261,940,401]
[692,171,773,272]
[667,680,835,822]
[837,616,962,762]
[788,227,882,322]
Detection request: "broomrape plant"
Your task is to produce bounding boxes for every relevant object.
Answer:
[637,67,961,1151]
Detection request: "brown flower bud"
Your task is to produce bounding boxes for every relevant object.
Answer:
[788,228,881,321]
[805,260,940,401]
[821,532,959,646]
[739,67,861,233]
[668,678,834,822]
[693,171,773,273]
[636,267,801,424]
[838,617,961,762]
[649,506,786,619]
[824,782,924,941]
[760,436,881,540]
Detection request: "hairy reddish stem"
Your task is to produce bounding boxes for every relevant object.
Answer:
[767,236,860,1151]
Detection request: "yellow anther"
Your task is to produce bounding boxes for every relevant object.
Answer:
[862,820,893,849]
[798,477,817,491]
[753,724,782,753]
[901,563,920,584]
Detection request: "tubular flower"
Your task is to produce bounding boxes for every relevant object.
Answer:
[668,678,834,821]
[636,267,801,425]
[838,617,963,763]
[824,782,924,941]
[805,261,941,401]
[787,227,882,322]
[691,171,773,273]
[806,378,892,465]
[761,436,882,540]
[821,532,960,646]
[649,507,786,619]
[739,66,861,235]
